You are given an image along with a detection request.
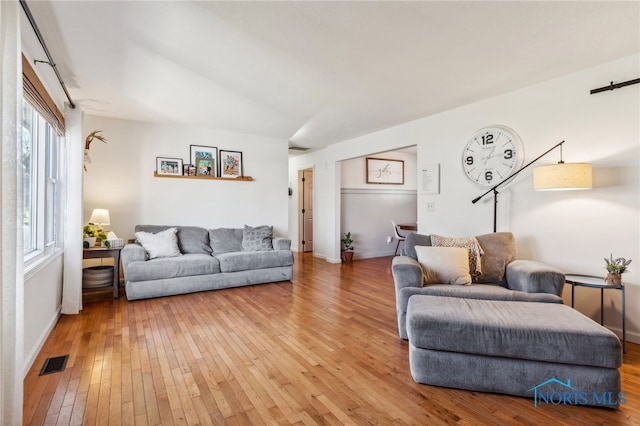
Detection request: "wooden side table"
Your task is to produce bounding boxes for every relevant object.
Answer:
[565,274,625,353]
[83,247,122,298]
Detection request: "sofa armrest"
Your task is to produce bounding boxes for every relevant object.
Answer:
[273,238,291,251]
[392,256,423,291]
[506,259,565,296]
[392,256,424,339]
[121,243,148,271]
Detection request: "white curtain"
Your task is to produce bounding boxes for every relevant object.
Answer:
[0,1,24,424]
[61,106,84,314]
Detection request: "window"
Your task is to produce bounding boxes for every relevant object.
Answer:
[22,100,36,253]
[21,54,65,268]
[22,98,61,262]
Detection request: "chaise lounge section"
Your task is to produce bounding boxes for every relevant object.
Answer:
[407,295,623,407]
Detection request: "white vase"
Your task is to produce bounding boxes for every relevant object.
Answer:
[84,237,97,248]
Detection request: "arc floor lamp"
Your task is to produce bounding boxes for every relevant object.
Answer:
[472,141,592,232]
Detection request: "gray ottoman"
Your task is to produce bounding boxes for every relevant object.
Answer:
[407,296,623,408]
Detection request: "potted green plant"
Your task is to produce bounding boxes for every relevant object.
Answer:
[341,231,354,263]
[604,254,631,285]
[83,223,109,248]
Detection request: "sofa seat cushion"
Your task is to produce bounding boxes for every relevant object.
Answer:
[216,250,293,273]
[417,283,563,303]
[407,296,621,369]
[125,254,220,282]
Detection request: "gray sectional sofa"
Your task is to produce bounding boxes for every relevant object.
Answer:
[121,225,293,300]
[392,232,566,339]
[393,232,622,406]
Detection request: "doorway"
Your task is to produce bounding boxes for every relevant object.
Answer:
[298,168,313,252]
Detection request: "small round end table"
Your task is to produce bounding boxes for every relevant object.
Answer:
[565,274,625,353]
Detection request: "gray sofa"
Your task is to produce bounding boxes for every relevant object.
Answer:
[121,225,293,300]
[392,232,565,339]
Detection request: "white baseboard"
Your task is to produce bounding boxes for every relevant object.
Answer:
[354,250,397,260]
[608,326,639,346]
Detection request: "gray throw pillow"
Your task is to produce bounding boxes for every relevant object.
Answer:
[242,225,273,251]
[175,226,212,254]
[209,228,244,254]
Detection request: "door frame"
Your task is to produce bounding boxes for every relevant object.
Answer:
[297,168,313,253]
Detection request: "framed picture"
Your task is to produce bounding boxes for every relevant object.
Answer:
[219,150,243,178]
[156,157,183,175]
[421,163,440,194]
[195,157,214,176]
[190,145,217,176]
[366,157,404,184]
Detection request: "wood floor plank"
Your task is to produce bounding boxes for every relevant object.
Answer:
[24,253,640,425]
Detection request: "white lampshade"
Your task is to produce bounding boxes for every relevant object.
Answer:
[533,163,592,191]
[89,208,111,225]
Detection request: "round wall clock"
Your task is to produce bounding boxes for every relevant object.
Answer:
[462,126,524,187]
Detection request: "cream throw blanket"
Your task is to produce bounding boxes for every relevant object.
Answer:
[430,234,484,279]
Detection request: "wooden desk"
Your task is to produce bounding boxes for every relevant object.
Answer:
[83,247,122,298]
[397,223,417,231]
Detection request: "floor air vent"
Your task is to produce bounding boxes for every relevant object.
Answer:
[39,355,69,376]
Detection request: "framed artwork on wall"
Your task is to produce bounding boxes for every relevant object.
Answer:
[156,157,183,175]
[219,150,243,178]
[190,145,217,176]
[366,157,404,184]
[195,157,214,176]
[421,163,440,194]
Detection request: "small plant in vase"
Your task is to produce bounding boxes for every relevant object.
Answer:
[342,232,354,263]
[83,224,108,248]
[604,254,631,285]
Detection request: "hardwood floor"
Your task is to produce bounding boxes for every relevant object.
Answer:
[24,253,640,425]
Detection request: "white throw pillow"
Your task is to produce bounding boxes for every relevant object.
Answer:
[415,245,472,286]
[135,227,181,259]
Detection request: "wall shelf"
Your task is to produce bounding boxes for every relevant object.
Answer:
[153,172,253,181]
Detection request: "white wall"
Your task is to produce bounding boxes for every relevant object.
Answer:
[23,256,63,374]
[83,116,289,241]
[289,54,640,342]
[340,149,417,258]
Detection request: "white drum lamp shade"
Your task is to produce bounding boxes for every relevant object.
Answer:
[533,163,592,191]
[89,208,111,225]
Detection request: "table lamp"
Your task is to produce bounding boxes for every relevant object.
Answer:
[89,208,110,227]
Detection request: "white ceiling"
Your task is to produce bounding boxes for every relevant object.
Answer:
[22,1,640,150]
